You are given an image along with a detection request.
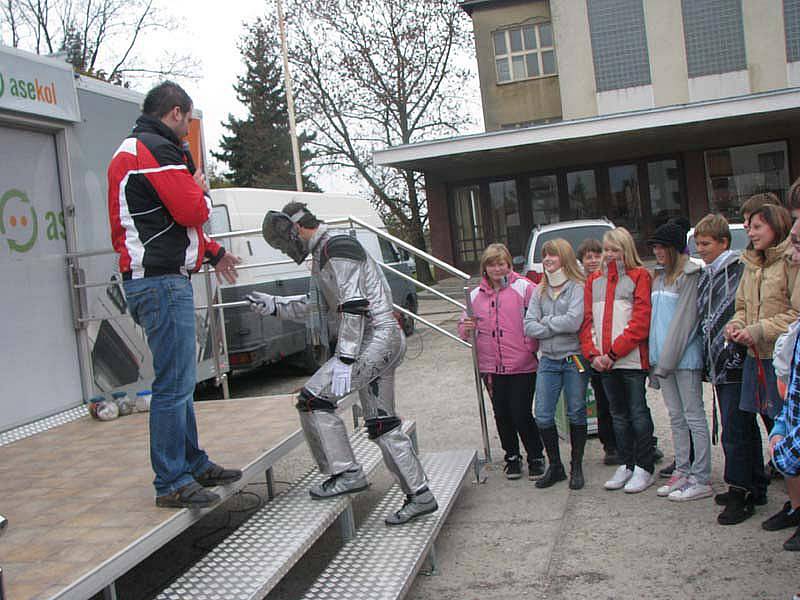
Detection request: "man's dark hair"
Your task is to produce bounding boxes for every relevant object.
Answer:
[282,201,321,228]
[142,81,192,118]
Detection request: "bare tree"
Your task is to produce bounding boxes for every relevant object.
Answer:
[285,0,474,283]
[0,0,197,84]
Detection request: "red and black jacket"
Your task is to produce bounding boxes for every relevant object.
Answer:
[107,114,224,280]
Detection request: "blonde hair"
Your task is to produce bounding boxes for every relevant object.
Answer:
[659,246,688,286]
[539,238,585,292]
[602,227,643,269]
[480,243,512,279]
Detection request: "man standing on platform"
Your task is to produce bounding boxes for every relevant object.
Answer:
[247,202,438,525]
[108,81,242,508]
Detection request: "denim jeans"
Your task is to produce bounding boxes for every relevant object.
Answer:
[741,355,783,418]
[483,372,544,463]
[124,275,210,496]
[602,369,656,472]
[657,370,711,484]
[717,382,769,498]
[534,356,589,429]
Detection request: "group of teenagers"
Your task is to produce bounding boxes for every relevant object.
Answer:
[459,184,800,553]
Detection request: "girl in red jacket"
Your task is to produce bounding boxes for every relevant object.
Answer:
[580,228,657,493]
[459,244,544,480]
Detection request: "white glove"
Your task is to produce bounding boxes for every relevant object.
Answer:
[246,292,276,316]
[331,359,353,396]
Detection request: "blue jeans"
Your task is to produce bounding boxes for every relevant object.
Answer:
[534,356,589,429]
[124,275,210,496]
[602,369,656,472]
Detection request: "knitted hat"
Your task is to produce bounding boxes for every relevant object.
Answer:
[648,217,690,252]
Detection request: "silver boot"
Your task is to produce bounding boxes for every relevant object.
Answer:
[384,488,438,526]
[309,467,369,499]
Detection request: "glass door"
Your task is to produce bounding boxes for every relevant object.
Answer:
[451,185,485,270]
[607,164,642,237]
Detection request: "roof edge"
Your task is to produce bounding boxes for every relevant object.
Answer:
[373,87,800,169]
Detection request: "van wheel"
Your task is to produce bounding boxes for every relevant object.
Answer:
[401,296,417,336]
[298,343,329,374]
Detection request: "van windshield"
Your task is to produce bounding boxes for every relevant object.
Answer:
[532,226,613,262]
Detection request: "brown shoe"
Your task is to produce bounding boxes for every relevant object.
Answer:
[156,481,220,508]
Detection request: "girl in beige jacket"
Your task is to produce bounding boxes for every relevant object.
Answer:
[724,203,800,515]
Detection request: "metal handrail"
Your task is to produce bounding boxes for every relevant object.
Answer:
[379,262,466,311]
[65,214,492,464]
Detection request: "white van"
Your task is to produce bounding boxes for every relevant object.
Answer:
[209,188,418,373]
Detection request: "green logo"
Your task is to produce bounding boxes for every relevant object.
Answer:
[0,189,38,253]
[0,72,4,98]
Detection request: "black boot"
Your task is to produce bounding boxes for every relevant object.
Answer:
[569,424,587,490]
[717,487,755,525]
[535,427,566,489]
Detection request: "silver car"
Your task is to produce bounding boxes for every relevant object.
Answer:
[519,218,615,283]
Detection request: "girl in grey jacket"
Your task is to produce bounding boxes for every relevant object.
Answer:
[524,238,588,490]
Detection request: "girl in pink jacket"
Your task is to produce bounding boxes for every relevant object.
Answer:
[459,243,544,480]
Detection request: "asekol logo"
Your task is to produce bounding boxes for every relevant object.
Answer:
[0,189,38,253]
[0,70,57,105]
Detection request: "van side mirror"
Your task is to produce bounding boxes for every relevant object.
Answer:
[512,255,525,271]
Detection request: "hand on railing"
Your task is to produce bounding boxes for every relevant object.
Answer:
[246,292,276,316]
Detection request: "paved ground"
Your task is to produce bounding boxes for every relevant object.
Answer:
[108,294,798,600]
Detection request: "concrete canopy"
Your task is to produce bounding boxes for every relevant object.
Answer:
[373,88,800,180]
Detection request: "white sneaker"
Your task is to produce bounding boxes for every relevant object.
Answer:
[667,478,713,502]
[623,466,656,493]
[657,473,688,497]
[604,465,633,490]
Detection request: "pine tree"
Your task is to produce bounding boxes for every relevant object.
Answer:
[213,18,318,191]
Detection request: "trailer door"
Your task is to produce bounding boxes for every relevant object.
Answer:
[0,126,83,430]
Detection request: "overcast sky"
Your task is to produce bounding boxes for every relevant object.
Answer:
[155,2,482,194]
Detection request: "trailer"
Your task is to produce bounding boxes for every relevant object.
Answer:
[0,46,225,432]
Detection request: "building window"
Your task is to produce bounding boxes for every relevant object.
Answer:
[529,175,560,225]
[452,185,485,265]
[489,180,526,257]
[648,159,683,229]
[586,0,651,92]
[566,170,599,220]
[785,0,800,62]
[705,141,790,222]
[608,164,642,236]
[682,0,746,77]
[493,22,557,84]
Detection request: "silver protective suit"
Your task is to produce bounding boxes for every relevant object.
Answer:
[272,225,428,495]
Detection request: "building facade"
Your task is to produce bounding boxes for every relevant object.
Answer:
[374,0,800,274]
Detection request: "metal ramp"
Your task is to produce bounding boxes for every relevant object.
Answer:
[302,449,477,600]
[156,421,416,600]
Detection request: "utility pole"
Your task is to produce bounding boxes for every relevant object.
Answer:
[276,0,303,192]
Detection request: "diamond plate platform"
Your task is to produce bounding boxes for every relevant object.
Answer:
[157,421,417,600]
[302,449,477,600]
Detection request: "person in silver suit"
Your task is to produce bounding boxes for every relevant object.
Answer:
[246,202,437,525]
